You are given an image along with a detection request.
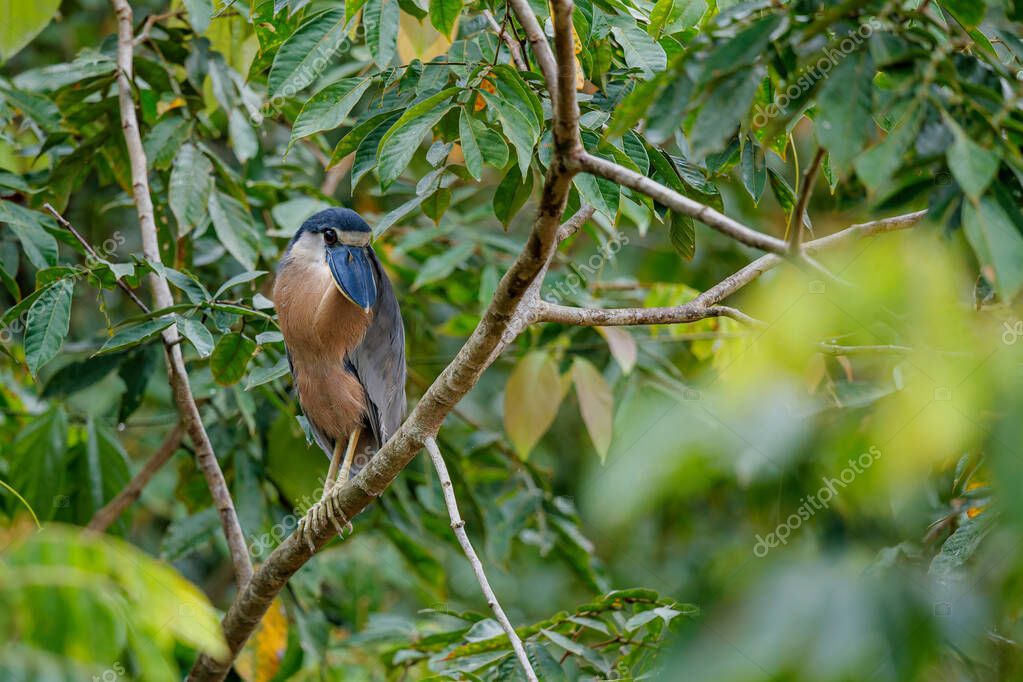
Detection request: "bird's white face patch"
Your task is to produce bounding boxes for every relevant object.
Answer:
[286,231,361,307]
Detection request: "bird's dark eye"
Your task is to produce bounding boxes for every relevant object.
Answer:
[323,228,338,245]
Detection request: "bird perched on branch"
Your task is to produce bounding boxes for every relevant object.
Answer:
[274,208,406,498]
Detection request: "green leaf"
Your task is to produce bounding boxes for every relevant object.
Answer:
[329,109,399,166]
[480,90,537,176]
[208,190,260,270]
[228,108,258,163]
[609,16,667,78]
[24,278,73,375]
[214,270,269,298]
[504,351,564,458]
[422,187,452,223]
[169,143,214,237]
[947,130,1001,200]
[493,164,534,226]
[183,0,213,34]
[10,408,68,520]
[41,352,125,398]
[143,116,191,171]
[476,123,509,169]
[77,419,131,523]
[740,137,767,203]
[211,332,257,385]
[691,67,761,158]
[95,318,174,356]
[412,241,474,290]
[244,354,290,389]
[118,346,156,422]
[815,49,873,175]
[377,87,459,187]
[364,0,399,67]
[853,104,924,193]
[290,76,374,147]
[268,9,349,97]
[668,213,696,261]
[699,14,782,86]
[0,0,61,60]
[161,508,220,561]
[767,167,797,216]
[571,357,613,462]
[940,0,985,27]
[459,109,483,181]
[174,315,214,358]
[963,193,1023,302]
[428,0,460,38]
[0,201,58,269]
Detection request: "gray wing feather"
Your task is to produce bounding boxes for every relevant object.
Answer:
[349,250,407,450]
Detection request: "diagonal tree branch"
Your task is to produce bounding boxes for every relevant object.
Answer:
[507,0,559,104]
[425,437,537,682]
[88,423,184,532]
[535,210,930,329]
[108,0,253,589]
[187,3,581,679]
[484,9,527,70]
[574,151,789,254]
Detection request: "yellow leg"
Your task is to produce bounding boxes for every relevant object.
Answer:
[321,438,345,500]
[336,427,361,489]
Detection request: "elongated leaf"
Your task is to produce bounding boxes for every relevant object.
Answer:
[174,315,214,358]
[668,213,696,261]
[741,137,767,203]
[610,16,666,78]
[0,0,61,60]
[208,191,260,270]
[268,9,348,97]
[494,164,534,226]
[10,408,68,520]
[169,143,213,236]
[96,318,173,356]
[691,67,761,158]
[211,332,257,385]
[428,0,460,38]
[815,49,873,175]
[329,109,399,166]
[572,357,613,461]
[377,87,459,186]
[854,104,924,193]
[948,130,1001,200]
[244,354,290,389]
[459,109,483,180]
[290,76,373,147]
[364,0,399,67]
[1,201,58,269]
[24,278,73,375]
[480,90,537,175]
[412,241,474,289]
[214,270,269,298]
[963,194,1023,302]
[504,351,564,458]
[596,326,637,374]
[78,418,131,523]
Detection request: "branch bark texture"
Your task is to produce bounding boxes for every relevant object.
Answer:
[108,0,253,588]
[425,438,537,681]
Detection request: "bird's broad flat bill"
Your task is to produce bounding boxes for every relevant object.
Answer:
[326,244,377,312]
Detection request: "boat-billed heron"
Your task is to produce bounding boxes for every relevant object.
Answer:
[274,208,406,496]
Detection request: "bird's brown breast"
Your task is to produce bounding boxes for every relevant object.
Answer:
[274,247,372,442]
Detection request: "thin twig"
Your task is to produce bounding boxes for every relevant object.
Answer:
[425,437,537,682]
[87,424,185,532]
[133,9,185,46]
[786,147,825,252]
[575,152,788,254]
[108,0,253,589]
[43,204,150,313]
[484,9,527,70]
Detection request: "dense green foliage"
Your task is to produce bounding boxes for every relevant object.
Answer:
[2,0,1023,680]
